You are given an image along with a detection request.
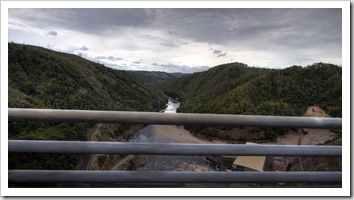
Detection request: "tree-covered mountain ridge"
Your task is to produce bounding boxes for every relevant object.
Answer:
[8,43,169,173]
[128,70,188,85]
[164,62,342,117]
[8,43,166,111]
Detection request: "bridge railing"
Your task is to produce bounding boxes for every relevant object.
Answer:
[8,108,342,184]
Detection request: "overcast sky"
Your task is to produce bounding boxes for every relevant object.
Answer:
[8,8,342,73]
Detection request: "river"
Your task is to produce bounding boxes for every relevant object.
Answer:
[65,99,216,187]
[129,98,216,171]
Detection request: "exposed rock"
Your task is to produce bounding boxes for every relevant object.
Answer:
[304,106,331,118]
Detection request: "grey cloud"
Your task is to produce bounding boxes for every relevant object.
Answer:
[150,8,342,50]
[46,31,58,37]
[160,40,189,48]
[94,56,107,60]
[9,21,28,29]
[151,63,209,73]
[141,32,189,48]
[9,8,156,36]
[141,33,160,41]
[217,52,227,57]
[80,45,89,51]
[167,30,176,35]
[9,8,341,49]
[94,56,123,61]
[107,56,123,61]
[133,61,143,64]
[210,48,227,58]
[8,8,342,68]
[212,49,222,54]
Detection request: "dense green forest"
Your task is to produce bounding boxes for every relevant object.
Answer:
[8,43,167,172]
[164,62,341,117]
[9,42,168,140]
[163,62,341,142]
[9,43,166,111]
[128,70,187,86]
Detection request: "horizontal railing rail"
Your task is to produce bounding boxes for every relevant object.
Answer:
[9,108,342,128]
[8,140,342,156]
[9,171,342,183]
[8,108,343,184]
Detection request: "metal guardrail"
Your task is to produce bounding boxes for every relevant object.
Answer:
[9,171,341,183]
[8,108,342,184]
[8,108,342,128]
[9,140,341,156]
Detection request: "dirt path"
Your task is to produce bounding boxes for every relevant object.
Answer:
[77,123,102,170]
[110,155,135,170]
[87,123,102,141]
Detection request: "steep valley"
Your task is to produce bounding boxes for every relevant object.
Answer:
[8,43,342,188]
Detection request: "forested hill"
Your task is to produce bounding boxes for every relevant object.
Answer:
[128,70,187,85]
[8,43,166,111]
[164,62,342,117]
[8,43,168,172]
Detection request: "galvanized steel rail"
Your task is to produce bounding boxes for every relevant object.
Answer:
[9,170,342,183]
[8,108,342,128]
[9,140,342,157]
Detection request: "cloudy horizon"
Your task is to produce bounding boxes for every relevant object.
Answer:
[8,8,342,73]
